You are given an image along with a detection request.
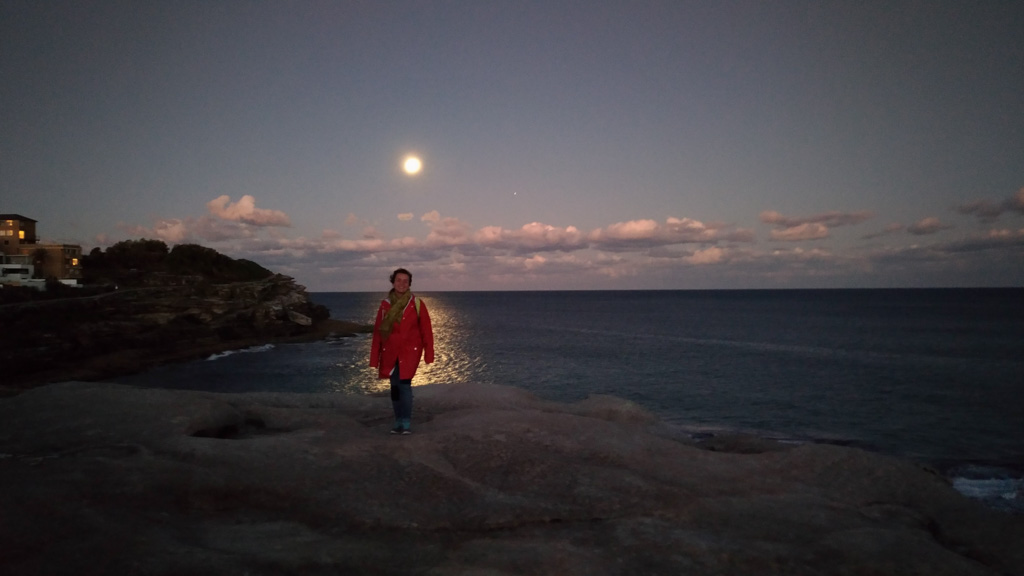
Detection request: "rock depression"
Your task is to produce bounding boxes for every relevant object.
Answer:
[1,382,1021,575]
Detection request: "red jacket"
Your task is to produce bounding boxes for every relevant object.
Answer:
[369,294,434,380]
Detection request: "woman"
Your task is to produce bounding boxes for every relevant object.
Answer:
[369,268,434,434]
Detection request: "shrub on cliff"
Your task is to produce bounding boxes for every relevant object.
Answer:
[82,240,273,286]
[82,239,169,285]
[104,238,170,269]
[167,244,273,283]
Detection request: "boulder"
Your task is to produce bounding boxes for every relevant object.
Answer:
[0,382,1020,575]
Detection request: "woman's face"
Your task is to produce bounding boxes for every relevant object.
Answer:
[392,273,411,295]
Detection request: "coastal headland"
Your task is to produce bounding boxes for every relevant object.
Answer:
[1,381,1022,575]
[1,240,371,392]
[0,275,368,391]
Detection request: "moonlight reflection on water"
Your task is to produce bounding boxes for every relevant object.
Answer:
[352,294,479,395]
[405,296,479,387]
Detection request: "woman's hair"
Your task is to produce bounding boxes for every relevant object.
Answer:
[389,268,412,285]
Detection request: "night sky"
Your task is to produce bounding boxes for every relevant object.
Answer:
[3,1,1023,290]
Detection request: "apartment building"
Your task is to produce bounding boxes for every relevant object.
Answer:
[0,214,81,284]
[0,213,38,255]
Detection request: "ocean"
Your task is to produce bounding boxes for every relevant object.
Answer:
[113,288,1024,513]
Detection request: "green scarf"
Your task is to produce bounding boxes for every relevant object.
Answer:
[380,289,412,340]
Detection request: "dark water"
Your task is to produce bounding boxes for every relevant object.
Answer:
[114,289,1024,511]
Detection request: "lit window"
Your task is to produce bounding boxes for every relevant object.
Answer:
[19,231,25,239]
[72,258,79,266]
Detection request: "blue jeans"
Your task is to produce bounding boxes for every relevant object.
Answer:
[390,361,413,425]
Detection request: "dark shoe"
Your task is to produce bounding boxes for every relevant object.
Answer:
[390,425,402,435]
[401,428,412,435]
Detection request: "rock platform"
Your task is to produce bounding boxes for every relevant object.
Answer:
[1,382,1021,575]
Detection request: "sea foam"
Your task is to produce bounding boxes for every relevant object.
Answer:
[206,344,276,361]
[952,475,1023,513]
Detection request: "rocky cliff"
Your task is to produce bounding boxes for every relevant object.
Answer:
[1,382,1021,575]
[0,274,355,388]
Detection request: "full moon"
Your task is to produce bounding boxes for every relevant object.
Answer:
[403,156,422,175]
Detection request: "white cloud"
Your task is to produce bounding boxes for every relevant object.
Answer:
[104,195,1024,291]
[955,200,1003,222]
[142,219,191,244]
[523,254,547,270]
[1012,188,1024,213]
[770,223,829,241]
[207,195,291,227]
[192,216,256,242]
[518,222,585,248]
[473,222,586,252]
[119,215,256,245]
[760,210,873,228]
[587,217,740,248]
[397,213,414,221]
[907,217,953,236]
[761,209,872,243]
[943,228,1024,252]
[424,215,473,246]
[474,226,504,246]
[686,246,724,264]
[597,219,659,240]
[955,187,1024,222]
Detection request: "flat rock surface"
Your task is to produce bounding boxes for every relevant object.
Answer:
[1,382,1021,575]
